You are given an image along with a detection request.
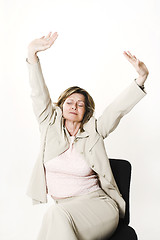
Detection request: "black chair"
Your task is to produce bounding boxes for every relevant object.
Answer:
[102,159,138,240]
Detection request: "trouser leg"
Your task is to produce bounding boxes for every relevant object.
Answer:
[55,189,119,240]
[36,189,119,240]
[59,198,119,240]
[36,204,78,240]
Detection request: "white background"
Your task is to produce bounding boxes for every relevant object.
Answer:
[0,0,160,239]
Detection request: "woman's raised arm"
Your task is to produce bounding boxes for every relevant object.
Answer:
[26,32,58,131]
[96,51,149,139]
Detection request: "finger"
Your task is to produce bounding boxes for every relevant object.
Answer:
[127,51,132,56]
[50,32,58,39]
[128,51,136,60]
[123,51,137,65]
[44,32,52,40]
[44,35,58,49]
[123,51,132,58]
[137,59,140,65]
[47,32,52,37]
[132,55,137,62]
[49,33,58,43]
[49,35,58,47]
[125,51,138,63]
[51,32,58,36]
[128,52,137,61]
[45,32,58,42]
[123,51,132,60]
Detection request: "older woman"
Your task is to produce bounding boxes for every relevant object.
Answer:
[26,32,149,240]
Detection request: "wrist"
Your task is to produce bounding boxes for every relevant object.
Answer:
[28,44,37,55]
[136,74,148,86]
[27,50,39,64]
[134,78,145,91]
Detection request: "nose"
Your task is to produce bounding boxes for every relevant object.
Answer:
[72,103,77,110]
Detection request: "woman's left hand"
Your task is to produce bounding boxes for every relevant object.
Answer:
[123,51,149,86]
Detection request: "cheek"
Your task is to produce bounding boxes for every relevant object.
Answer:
[62,104,70,116]
[62,105,67,115]
[80,108,86,117]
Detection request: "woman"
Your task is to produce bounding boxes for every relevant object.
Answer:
[26,32,149,240]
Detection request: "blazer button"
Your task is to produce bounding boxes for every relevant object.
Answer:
[92,164,94,168]
[103,174,106,178]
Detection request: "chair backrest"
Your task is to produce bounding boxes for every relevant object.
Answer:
[109,159,132,225]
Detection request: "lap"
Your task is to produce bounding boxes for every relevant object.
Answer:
[54,189,119,240]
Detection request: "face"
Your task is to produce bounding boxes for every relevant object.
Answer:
[62,93,86,122]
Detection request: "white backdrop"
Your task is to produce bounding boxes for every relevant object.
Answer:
[1,0,160,239]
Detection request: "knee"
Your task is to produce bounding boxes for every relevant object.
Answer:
[107,200,119,227]
[113,210,119,227]
[109,208,119,235]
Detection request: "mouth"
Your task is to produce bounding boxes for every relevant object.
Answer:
[70,112,78,115]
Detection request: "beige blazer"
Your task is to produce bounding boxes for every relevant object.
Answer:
[26,57,146,218]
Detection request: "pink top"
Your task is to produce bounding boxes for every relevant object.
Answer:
[44,135,101,199]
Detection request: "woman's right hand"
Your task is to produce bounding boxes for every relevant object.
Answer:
[28,31,58,55]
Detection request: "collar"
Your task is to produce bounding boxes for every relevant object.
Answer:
[62,117,89,139]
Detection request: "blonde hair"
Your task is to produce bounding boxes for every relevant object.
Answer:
[54,86,95,132]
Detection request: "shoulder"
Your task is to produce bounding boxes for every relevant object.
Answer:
[48,104,63,125]
[83,115,98,135]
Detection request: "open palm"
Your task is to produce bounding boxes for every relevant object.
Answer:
[28,32,58,54]
[123,51,149,77]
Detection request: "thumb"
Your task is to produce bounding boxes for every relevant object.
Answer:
[40,36,45,39]
[137,59,140,66]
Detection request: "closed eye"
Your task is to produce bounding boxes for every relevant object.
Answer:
[66,102,84,107]
[78,104,84,107]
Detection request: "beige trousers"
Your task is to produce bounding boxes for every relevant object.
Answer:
[36,189,119,240]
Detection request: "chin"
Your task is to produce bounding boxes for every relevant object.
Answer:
[69,117,79,121]
[66,116,81,122]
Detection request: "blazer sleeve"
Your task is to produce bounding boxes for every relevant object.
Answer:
[96,80,147,139]
[26,57,56,131]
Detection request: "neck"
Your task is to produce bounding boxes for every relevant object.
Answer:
[64,120,81,136]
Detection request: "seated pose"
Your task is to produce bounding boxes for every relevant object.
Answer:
[26,32,149,240]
